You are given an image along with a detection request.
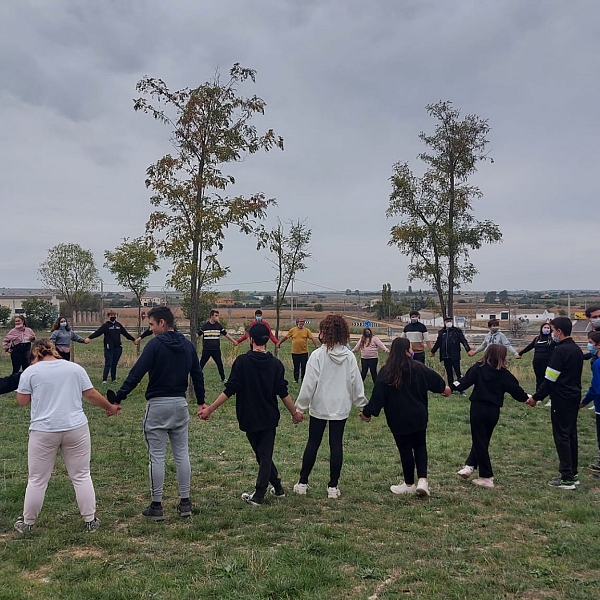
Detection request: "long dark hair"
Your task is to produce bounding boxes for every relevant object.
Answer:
[358,327,373,350]
[379,337,414,388]
[51,316,70,332]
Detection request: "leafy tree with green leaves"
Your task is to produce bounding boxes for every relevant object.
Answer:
[498,289,509,304]
[484,291,497,304]
[0,305,11,326]
[258,218,312,342]
[104,237,160,338]
[38,243,100,318]
[21,298,57,329]
[134,63,283,345]
[182,291,219,329]
[231,289,245,302]
[387,101,502,318]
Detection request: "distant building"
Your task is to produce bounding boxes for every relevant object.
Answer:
[141,296,164,307]
[398,311,445,327]
[216,298,235,307]
[0,294,60,318]
[475,310,554,322]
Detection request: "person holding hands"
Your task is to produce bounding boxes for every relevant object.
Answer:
[352,327,389,384]
[277,317,319,383]
[430,316,471,388]
[50,316,89,361]
[198,309,238,382]
[469,319,520,359]
[3,316,36,373]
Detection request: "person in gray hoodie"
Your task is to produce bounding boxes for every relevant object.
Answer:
[50,316,89,361]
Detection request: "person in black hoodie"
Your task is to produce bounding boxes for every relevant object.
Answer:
[114,306,205,520]
[452,344,532,488]
[360,338,450,498]
[199,323,304,506]
[517,322,555,391]
[86,310,135,384]
[430,316,471,387]
[531,317,583,490]
[0,372,20,395]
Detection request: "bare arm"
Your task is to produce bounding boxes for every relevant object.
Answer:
[17,393,31,406]
[199,392,229,419]
[83,388,120,414]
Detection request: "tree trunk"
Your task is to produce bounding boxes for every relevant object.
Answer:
[447,165,456,319]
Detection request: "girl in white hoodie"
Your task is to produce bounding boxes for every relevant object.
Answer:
[294,315,367,499]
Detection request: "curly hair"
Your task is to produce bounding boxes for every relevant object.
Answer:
[30,339,61,363]
[319,315,349,349]
[51,316,70,332]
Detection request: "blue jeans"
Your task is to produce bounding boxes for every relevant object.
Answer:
[103,345,123,381]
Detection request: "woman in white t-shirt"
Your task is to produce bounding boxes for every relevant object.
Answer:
[14,339,120,534]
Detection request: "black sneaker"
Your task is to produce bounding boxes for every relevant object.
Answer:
[241,492,263,506]
[14,516,33,533]
[142,503,165,520]
[588,462,600,472]
[269,486,285,498]
[548,476,576,490]
[177,499,193,517]
[85,518,101,533]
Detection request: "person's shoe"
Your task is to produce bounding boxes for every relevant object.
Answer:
[102,380,108,385]
[327,486,341,499]
[589,404,596,410]
[142,503,165,521]
[269,486,285,498]
[545,400,552,407]
[85,518,101,533]
[390,482,417,495]
[588,461,600,472]
[472,477,494,488]
[459,392,466,397]
[293,483,309,495]
[177,499,193,517]
[241,492,263,506]
[415,478,430,497]
[547,476,576,490]
[573,474,580,487]
[457,465,474,480]
[14,516,33,533]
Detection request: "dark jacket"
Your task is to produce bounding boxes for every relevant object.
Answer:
[224,350,289,433]
[532,337,583,410]
[117,331,205,404]
[431,327,471,361]
[362,362,446,435]
[0,372,20,395]
[88,320,135,349]
[453,362,529,407]
[518,334,554,363]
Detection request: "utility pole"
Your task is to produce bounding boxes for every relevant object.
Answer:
[568,292,571,319]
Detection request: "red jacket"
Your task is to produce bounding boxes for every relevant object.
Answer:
[236,320,279,346]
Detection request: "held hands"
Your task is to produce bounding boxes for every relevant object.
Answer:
[133,338,141,346]
[198,404,212,420]
[468,350,475,357]
[442,386,452,397]
[105,403,121,416]
[514,354,521,359]
[84,338,90,344]
[525,395,536,408]
[292,410,304,424]
[359,411,371,422]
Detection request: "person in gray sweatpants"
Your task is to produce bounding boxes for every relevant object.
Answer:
[115,306,205,520]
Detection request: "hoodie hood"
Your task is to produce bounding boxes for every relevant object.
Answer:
[245,349,276,368]
[326,344,352,365]
[478,363,507,386]
[156,331,187,353]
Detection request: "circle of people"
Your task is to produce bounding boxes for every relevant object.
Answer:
[3,306,600,533]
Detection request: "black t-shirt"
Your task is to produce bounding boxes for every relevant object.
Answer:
[198,321,227,350]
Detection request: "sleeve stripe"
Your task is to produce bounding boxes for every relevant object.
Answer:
[544,366,561,382]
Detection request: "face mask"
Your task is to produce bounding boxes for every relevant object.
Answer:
[588,343,597,353]
[490,327,499,333]
[542,328,550,335]
[109,316,116,322]
[256,316,262,322]
[592,318,600,328]
[410,318,418,323]
[60,322,67,328]
[15,323,23,329]
[551,334,560,344]
[445,322,452,328]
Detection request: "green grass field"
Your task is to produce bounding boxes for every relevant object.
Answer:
[1,334,599,599]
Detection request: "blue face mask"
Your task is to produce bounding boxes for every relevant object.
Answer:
[588,343,597,353]
[60,322,67,328]
[551,334,560,344]
[256,316,262,322]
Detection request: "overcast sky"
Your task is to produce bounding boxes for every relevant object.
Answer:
[1,0,598,295]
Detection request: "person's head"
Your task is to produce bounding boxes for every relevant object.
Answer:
[550,316,572,341]
[319,315,349,349]
[210,309,220,323]
[359,327,373,349]
[30,339,60,363]
[586,306,600,329]
[539,322,551,337]
[409,310,420,323]
[148,306,175,335]
[296,318,305,329]
[254,309,263,322]
[52,316,70,331]
[249,322,270,348]
[588,331,600,354]
[444,316,453,328]
[488,319,500,332]
[481,344,508,370]
[107,310,117,322]
[380,337,415,388]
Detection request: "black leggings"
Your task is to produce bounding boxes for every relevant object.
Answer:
[299,417,347,488]
[10,344,31,373]
[443,357,462,386]
[392,429,428,485]
[532,358,549,391]
[465,402,500,478]
[292,353,309,382]
[360,358,378,383]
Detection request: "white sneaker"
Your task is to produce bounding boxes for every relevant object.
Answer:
[293,483,308,495]
[589,404,596,410]
[327,486,341,499]
[390,482,417,495]
[457,465,474,480]
[416,478,430,497]
[472,477,494,488]
[545,400,552,407]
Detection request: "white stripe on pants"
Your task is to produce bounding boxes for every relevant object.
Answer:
[23,424,96,525]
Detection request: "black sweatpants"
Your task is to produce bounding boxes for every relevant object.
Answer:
[245,428,282,501]
[292,352,309,382]
[551,408,578,481]
[392,429,428,485]
[465,402,500,479]
[443,357,462,386]
[200,347,225,381]
[299,417,347,488]
[10,343,31,373]
[360,358,378,384]
[413,352,426,364]
[532,358,549,391]
[57,350,71,361]
[103,345,123,381]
